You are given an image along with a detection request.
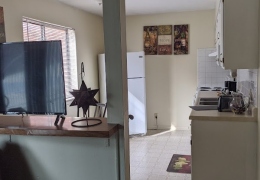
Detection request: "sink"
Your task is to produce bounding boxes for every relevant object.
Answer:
[190,97,219,111]
[199,101,218,105]
[198,97,219,106]
[199,98,219,102]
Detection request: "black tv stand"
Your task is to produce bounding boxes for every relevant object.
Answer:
[54,115,65,126]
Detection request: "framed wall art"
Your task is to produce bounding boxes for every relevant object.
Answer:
[0,7,6,43]
[158,25,172,55]
[174,24,189,55]
[143,26,158,55]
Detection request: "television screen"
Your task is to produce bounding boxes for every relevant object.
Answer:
[0,41,66,115]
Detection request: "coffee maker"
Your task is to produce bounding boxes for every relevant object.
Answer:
[225,81,237,92]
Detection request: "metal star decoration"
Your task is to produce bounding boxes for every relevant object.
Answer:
[70,80,99,117]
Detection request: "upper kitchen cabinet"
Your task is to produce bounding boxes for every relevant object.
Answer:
[215,0,259,70]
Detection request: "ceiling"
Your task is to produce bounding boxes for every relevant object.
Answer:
[58,0,216,16]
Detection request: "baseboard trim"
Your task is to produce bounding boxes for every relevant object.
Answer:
[148,126,190,131]
[148,125,171,130]
[175,126,190,130]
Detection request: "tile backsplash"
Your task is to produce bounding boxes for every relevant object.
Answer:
[197,48,230,88]
[237,69,258,106]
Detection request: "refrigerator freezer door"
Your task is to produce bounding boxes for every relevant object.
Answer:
[98,54,107,104]
[127,51,145,78]
[128,78,147,135]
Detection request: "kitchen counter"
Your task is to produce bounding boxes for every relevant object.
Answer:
[190,91,257,180]
[189,91,257,121]
[0,115,119,138]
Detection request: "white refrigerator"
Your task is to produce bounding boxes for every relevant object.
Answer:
[98,51,147,135]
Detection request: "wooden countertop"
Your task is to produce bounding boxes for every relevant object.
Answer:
[0,115,119,138]
[189,91,258,122]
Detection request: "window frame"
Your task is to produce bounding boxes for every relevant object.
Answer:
[22,17,78,101]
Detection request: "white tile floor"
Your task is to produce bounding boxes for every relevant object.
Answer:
[130,130,191,180]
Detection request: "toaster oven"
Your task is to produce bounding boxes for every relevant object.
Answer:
[218,95,233,112]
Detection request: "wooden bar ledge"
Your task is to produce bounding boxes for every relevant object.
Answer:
[0,115,119,138]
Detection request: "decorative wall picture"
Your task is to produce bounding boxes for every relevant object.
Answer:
[143,26,158,55]
[174,25,189,55]
[0,7,6,43]
[158,25,172,55]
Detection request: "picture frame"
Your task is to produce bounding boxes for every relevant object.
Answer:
[143,26,158,55]
[174,25,189,55]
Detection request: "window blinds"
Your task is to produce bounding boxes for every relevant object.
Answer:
[22,17,78,100]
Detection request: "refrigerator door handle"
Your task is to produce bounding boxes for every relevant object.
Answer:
[129,114,134,120]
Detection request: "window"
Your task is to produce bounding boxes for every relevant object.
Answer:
[22,17,78,100]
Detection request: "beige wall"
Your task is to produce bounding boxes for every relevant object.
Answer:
[0,0,104,116]
[126,10,215,130]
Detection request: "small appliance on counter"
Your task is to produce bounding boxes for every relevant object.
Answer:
[225,81,237,93]
[218,95,233,112]
[218,80,237,112]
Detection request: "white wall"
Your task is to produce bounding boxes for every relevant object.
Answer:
[237,69,258,106]
[0,0,104,117]
[126,10,215,130]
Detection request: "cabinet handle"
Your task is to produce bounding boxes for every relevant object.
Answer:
[217,32,220,39]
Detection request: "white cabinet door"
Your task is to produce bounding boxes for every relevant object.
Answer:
[216,0,224,68]
[192,120,257,180]
[214,0,259,70]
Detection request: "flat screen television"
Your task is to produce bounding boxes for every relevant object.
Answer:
[0,41,67,115]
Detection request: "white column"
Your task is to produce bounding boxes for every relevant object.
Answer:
[102,0,130,179]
